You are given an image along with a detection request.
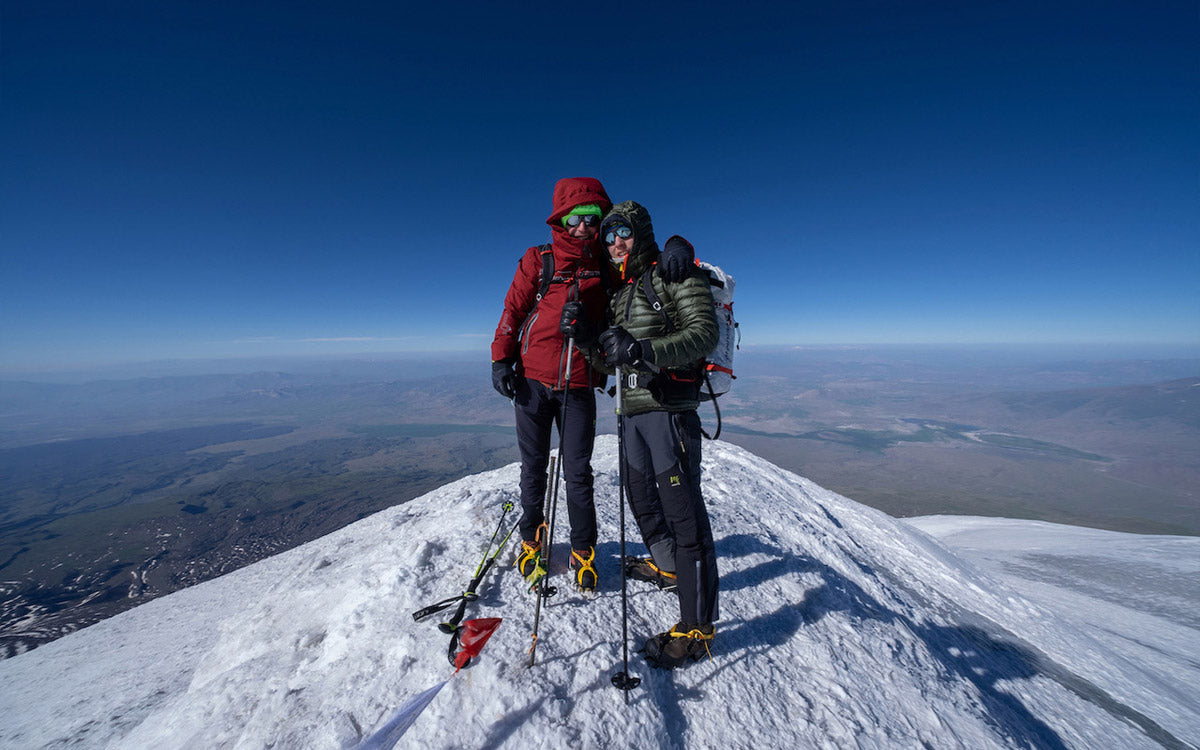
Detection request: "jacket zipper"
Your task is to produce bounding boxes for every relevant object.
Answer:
[557,276,581,390]
[519,312,539,356]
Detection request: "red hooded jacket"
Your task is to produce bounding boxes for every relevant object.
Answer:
[491,177,614,389]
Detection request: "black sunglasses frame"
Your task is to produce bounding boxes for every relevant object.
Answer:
[564,214,601,228]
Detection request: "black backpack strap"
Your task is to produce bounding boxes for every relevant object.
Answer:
[536,244,553,301]
[700,370,721,440]
[638,268,674,333]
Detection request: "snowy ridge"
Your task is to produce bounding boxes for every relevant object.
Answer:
[2,437,1196,749]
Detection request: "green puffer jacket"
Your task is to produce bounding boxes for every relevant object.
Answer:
[593,201,718,416]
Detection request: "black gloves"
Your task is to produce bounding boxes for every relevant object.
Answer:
[599,326,652,368]
[558,301,596,346]
[491,358,519,399]
[658,235,695,283]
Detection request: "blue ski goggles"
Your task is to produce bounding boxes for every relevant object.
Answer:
[604,225,633,245]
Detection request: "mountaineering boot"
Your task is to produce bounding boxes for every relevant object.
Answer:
[570,547,598,592]
[516,540,543,583]
[641,622,715,669]
[624,556,677,590]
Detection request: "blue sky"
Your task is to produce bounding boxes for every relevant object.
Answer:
[2,1,1197,370]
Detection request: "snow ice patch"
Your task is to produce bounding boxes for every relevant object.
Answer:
[2,437,1197,749]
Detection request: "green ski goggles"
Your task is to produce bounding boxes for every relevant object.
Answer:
[564,214,602,228]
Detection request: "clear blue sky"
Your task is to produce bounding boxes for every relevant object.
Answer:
[3,1,1197,370]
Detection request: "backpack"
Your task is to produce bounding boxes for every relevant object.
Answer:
[696,261,738,401]
[638,260,739,438]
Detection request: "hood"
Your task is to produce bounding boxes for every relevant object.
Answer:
[546,177,613,227]
[601,200,658,280]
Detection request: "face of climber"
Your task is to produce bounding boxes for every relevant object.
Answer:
[605,222,634,262]
[563,211,601,241]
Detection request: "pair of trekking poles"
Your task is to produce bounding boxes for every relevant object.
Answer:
[526,328,641,701]
[412,325,580,669]
[410,498,518,668]
[526,333,574,668]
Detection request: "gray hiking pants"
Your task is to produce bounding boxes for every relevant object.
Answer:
[623,409,719,626]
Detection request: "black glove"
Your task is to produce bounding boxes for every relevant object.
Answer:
[491,359,519,399]
[599,326,645,367]
[658,235,695,284]
[558,301,596,346]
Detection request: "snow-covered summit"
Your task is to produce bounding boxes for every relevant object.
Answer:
[2,437,1196,749]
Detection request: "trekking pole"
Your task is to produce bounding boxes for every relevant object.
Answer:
[545,334,575,578]
[528,334,575,667]
[410,500,518,666]
[611,365,641,701]
[439,502,517,666]
[528,455,555,665]
[412,500,517,624]
[440,502,516,621]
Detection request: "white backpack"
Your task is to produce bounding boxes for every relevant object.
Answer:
[697,261,738,401]
[638,260,739,439]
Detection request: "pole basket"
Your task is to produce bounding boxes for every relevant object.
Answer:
[611,671,641,691]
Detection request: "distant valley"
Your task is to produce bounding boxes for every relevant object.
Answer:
[0,347,1196,656]
[720,351,1198,535]
[0,419,518,658]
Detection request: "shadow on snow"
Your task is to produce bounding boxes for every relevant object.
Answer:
[709,533,1185,750]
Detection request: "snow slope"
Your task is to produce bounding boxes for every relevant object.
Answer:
[906,515,1200,746]
[2,437,1196,749]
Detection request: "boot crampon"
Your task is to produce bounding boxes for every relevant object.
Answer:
[623,556,677,590]
[570,547,598,592]
[516,541,546,590]
[642,622,714,669]
[516,525,548,591]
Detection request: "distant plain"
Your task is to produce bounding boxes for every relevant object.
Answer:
[1,346,1196,656]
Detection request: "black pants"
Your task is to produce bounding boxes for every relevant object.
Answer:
[514,378,598,552]
[623,409,719,626]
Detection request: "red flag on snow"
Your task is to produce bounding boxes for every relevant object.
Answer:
[454,617,503,672]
